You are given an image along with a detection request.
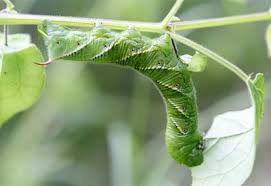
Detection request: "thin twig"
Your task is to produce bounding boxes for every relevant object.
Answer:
[161,0,184,28]
[0,11,271,32]
[171,12,271,30]
[3,24,8,46]
[0,13,162,33]
[3,0,15,11]
[2,0,16,47]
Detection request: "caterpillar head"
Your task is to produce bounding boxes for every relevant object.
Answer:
[38,21,90,61]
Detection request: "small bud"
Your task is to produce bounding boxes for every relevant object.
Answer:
[180,52,207,72]
[170,16,181,22]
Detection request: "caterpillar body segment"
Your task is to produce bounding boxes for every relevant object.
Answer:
[39,22,204,167]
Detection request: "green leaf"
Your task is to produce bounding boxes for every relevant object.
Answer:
[191,73,265,186]
[247,73,265,140]
[191,108,256,186]
[0,33,45,125]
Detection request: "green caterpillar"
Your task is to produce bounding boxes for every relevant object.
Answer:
[39,21,204,167]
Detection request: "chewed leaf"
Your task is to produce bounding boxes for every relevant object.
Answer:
[191,108,256,186]
[0,34,45,125]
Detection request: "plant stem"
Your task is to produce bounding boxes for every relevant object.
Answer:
[4,24,8,46]
[169,32,249,82]
[161,0,184,28]
[0,11,271,32]
[0,13,163,33]
[172,12,271,30]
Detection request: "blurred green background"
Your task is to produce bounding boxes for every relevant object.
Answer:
[0,0,270,185]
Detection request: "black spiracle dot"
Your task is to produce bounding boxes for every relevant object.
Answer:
[56,41,60,45]
[157,62,162,67]
[104,44,109,48]
[174,83,180,89]
[181,127,188,134]
[130,48,136,52]
[181,106,186,112]
[77,42,80,46]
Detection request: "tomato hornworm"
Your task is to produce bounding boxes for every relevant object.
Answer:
[38,21,204,167]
